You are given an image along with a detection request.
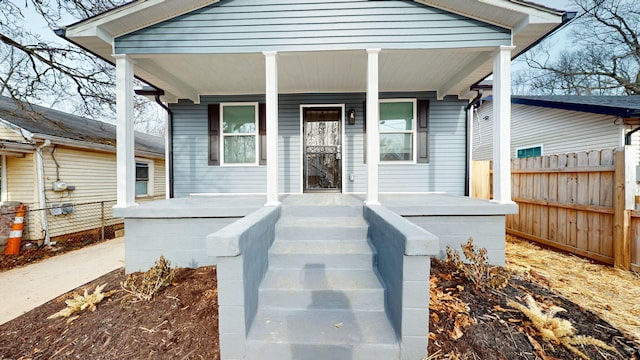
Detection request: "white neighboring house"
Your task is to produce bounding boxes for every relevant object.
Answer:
[474,95,640,161]
[0,95,165,246]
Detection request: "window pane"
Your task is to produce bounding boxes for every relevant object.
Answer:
[380,133,413,161]
[531,147,541,157]
[224,136,256,163]
[517,146,541,158]
[135,181,148,196]
[380,102,413,131]
[223,105,256,134]
[136,163,149,181]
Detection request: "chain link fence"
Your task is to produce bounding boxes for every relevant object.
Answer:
[27,200,123,245]
[1,197,160,249]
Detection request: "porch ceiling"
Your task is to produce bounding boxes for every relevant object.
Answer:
[131,48,495,103]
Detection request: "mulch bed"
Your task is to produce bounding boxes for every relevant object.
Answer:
[0,267,219,360]
[1,247,638,359]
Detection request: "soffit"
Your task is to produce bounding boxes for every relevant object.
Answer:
[131,49,495,102]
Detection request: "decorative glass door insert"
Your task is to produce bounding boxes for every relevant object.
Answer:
[303,107,342,192]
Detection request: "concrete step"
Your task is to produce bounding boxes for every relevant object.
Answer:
[280,205,362,218]
[280,194,364,207]
[268,252,375,270]
[275,217,369,241]
[259,288,385,311]
[244,340,399,360]
[269,239,373,255]
[246,198,399,359]
[259,268,385,310]
[246,309,398,349]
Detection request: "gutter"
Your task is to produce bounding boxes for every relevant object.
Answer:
[514,11,578,60]
[466,89,484,111]
[53,28,166,95]
[471,10,577,89]
[625,126,640,146]
[31,134,163,159]
[511,97,640,118]
[135,88,174,198]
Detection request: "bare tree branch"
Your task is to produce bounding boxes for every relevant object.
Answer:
[515,0,640,96]
[0,0,165,135]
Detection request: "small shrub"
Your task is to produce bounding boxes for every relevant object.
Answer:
[120,256,177,302]
[445,238,509,291]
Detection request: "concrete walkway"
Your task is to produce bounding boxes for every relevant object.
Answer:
[0,237,125,325]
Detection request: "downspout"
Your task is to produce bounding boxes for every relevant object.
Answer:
[1,155,7,203]
[155,94,174,198]
[625,125,640,145]
[36,140,52,245]
[465,89,484,197]
[135,88,173,198]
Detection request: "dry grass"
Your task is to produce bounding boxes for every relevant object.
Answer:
[445,238,509,291]
[120,256,177,303]
[506,235,640,348]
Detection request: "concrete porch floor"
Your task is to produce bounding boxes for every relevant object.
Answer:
[116,192,516,219]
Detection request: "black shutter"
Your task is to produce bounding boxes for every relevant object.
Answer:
[417,99,430,163]
[362,101,367,164]
[208,104,220,166]
[259,103,267,165]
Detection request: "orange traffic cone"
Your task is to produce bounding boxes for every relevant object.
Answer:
[4,204,25,255]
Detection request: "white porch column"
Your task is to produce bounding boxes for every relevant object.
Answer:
[264,51,280,206]
[114,54,136,208]
[366,49,381,205]
[492,46,516,204]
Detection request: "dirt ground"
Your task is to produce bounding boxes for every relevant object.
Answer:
[0,267,220,360]
[428,259,638,359]
[1,237,639,359]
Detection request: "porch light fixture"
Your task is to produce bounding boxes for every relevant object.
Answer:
[347,109,356,125]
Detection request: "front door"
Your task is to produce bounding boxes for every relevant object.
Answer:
[303,107,342,192]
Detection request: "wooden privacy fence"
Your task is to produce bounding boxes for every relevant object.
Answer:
[506,147,638,271]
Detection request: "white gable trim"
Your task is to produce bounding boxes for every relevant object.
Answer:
[67,0,218,40]
[65,0,563,44]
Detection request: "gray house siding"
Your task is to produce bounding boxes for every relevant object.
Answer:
[473,102,626,161]
[115,0,511,54]
[171,92,467,197]
[379,97,467,194]
[172,95,267,196]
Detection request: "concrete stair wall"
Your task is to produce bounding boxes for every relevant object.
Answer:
[245,196,400,359]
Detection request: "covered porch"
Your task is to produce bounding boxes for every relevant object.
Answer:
[111,46,517,207]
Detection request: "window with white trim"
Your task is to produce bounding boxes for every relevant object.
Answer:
[135,162,150,196]
[379,99,417,162]
[221,103,259,165]
[516,145,543,159]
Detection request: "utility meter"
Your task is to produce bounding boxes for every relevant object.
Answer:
[52,181,68,191]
